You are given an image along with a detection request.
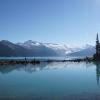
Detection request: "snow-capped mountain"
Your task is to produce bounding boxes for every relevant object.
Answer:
[17,40,95,57]
[67,44,95,57]
[17,40,41,48]
[0,40,95,57]
[17,40,77,56]
[44,43,70,54]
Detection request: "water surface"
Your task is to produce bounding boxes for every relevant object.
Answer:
[0,62,100,99]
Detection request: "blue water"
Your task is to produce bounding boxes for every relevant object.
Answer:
[0,61,100,99]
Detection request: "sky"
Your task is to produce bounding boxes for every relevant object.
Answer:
[0,0,100,46]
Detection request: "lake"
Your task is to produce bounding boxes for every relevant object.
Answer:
[0,61,100,100]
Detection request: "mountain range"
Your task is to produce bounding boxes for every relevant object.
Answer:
[0,40,96,57]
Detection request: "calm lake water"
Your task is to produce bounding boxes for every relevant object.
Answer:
[0,61,100,100]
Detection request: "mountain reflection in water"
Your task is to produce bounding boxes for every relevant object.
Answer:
[0,62,67,74]
[0,62,100,84]
[0,62,100,100]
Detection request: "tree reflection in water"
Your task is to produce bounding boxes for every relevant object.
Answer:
[93,62,100,85]
[1,61,100,86]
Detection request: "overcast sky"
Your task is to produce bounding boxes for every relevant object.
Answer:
[0,0,100,46]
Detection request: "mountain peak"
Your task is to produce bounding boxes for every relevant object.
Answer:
[16,40,42,49]
[1,40,11,43]
[0,40,95,57]
[24,40,38,43]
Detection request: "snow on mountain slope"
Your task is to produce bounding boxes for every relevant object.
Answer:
[17,41,76,56]
[44,43,69,54]
[67,45,95,57]
[0,40,93,57]
[17,40,94,56]
[17,40,41,49]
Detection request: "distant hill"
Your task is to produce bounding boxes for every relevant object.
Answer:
[0,40,57,57]
[17,40,74,56]
[67,45,95,57]
[0,40,96,57]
